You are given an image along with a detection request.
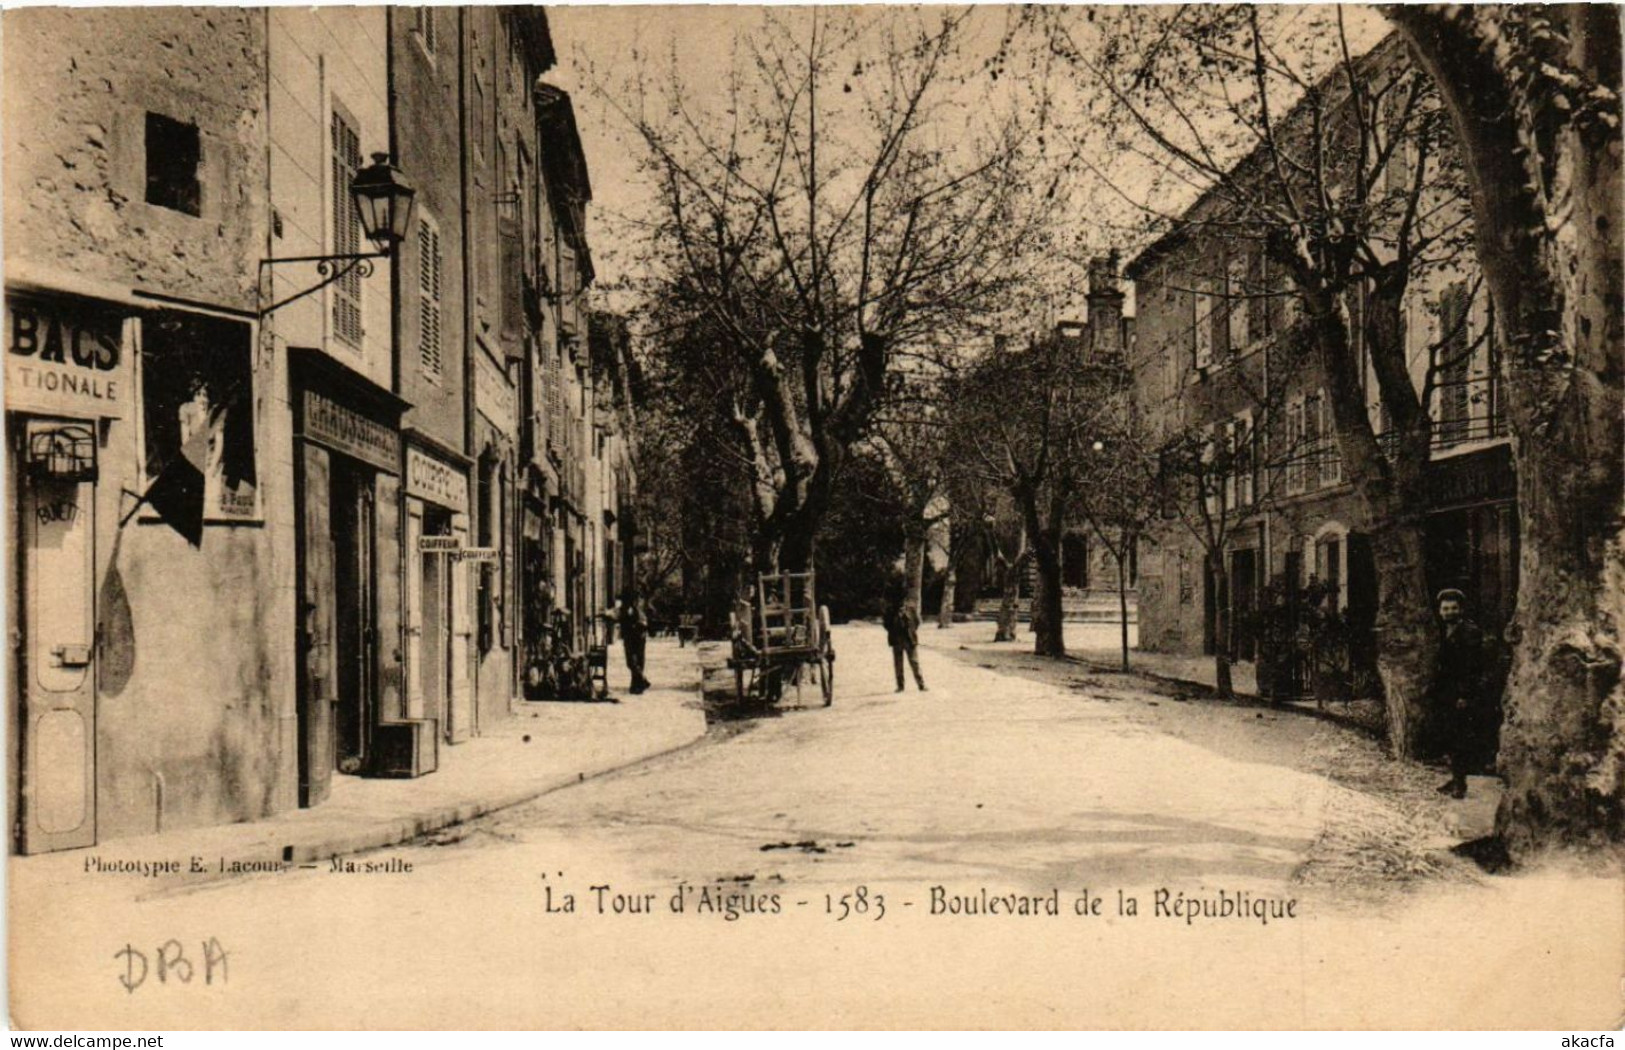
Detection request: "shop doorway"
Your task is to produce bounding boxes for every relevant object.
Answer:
[330,459,376,774]
[297,446,379,804]
[12,418,99,853]
[1230,548,1258,662]
[417,507,454,741]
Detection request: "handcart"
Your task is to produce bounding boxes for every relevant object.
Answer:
[728,571,835,709]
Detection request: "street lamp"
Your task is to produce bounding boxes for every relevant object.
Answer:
[258,152,417,318]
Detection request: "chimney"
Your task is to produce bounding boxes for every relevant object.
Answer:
[1086,250,1125,361]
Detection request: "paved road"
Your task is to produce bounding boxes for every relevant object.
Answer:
[458,621,1332,895]
[13,626,1621,1029]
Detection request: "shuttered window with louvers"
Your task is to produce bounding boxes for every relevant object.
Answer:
[331,108,363,348]
[418,214,443,380]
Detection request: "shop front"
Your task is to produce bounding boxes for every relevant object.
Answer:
[403,437,476,746]
[1424,443,1519,636]
[473,349,519,724]
[291,349,431,806]
[7,292,131,852]
[520,468,555,702]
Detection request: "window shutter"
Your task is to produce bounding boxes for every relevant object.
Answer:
[1320,395,1342,484]
[1287,402,1305,494]
[330,110,363,347]
[1439,283,1471,443]
[418,219,443,379]
[1227,254,1248,352]
[1193,290,1213,370]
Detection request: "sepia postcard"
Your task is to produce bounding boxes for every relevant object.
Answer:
[5,2,1623,1031]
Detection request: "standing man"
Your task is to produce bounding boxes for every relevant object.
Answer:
[883,592,927,693]
[619,590,651,695]
[1432,588,1490,798]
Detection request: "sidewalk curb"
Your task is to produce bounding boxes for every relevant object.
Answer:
[1060,654,1386,739]
[105,722,716,895]
[281,727,715,866]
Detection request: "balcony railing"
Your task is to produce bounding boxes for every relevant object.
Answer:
[1375,414,1509,458]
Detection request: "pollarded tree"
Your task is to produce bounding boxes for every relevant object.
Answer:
[942,445,1029,644]
[867,375,954,621]
[1075,407,1158,672]
[609,8,1057,574]
[1386,5,1624,854]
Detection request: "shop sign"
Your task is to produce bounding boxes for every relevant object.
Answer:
[455,547,499,562]
[475,352,516,431]
[1427,444,1515,511]
[406,447,469,514]
[6,297,128,419]
[303,390,399,473]
[420,536,461,553]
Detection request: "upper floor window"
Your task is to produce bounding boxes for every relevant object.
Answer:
[1317,393,1343,486]
[1193,284,1214,371]
[1436,281,1472,445]
[146,112,201,217]
[1380,77,1417,196]
[330,106,364,348]
[1231,413,1256,509]
[1226,253,1249,353]
[1304,390,1325,486]
[1287,390,1342,493]
[1249,252,1275,345]
[1285,399,1308,495]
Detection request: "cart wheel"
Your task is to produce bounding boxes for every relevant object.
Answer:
[820,648,835,706]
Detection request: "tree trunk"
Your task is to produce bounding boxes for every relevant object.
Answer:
[1032,530,1066,657]
[1367,519,1437,755]
[1393,6,1625,852]
[902,523,927,620]
[1118,548,1130,671]
[1209,552,1233,698]
[1302,284,1438,757]
[938,564,956,629]
[994,552,1023,642]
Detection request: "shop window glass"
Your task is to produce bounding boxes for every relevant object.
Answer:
[140,311,258,518]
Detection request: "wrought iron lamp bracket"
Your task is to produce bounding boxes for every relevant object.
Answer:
[257,252,388,319]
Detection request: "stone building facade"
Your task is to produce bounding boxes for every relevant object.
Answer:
[5,8,283,849]
[1125,34,1515,683]
[4,7,634,853]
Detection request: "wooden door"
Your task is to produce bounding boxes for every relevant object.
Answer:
[298,443,336,807]
[447,521,473,743]
[16,460,97,853]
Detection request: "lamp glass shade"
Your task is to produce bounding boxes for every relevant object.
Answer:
[350,153,416,253]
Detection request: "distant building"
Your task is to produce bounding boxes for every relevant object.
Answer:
[966,255,1140,623]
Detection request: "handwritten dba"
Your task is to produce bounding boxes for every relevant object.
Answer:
[115,938,228,993]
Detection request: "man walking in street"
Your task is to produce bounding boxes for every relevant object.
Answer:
[883,592,927,693]
[1432,588,1491,798]
[619,590,651,695]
